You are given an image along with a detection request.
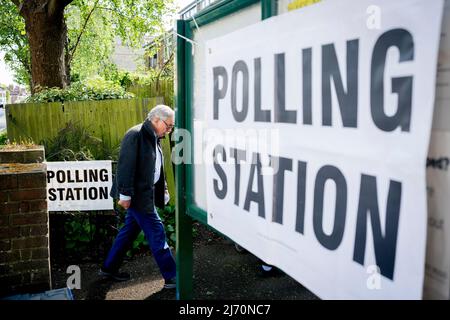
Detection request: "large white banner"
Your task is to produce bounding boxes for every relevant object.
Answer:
[46,161,113,211]
[204,0,444,299]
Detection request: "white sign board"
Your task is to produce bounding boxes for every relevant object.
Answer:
[205,0,444,299]
[46,161,113,211]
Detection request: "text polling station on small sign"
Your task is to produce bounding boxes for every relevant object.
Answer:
[46,161,113,211]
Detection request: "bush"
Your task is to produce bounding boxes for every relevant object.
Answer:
[159,205,176,246]
[50,213,119,263]
[0,131,7,145]
[43,122,117,161]
[101,64,133,89]
[26,77,134,103]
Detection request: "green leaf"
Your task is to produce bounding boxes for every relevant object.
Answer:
[79,234,90,242]
[66,241,76,249]
[136,231,145,243]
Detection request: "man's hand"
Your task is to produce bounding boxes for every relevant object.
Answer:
[164,190,170,205]
[118,199,131,210]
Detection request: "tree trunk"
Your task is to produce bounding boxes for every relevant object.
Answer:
[23,1,69,92]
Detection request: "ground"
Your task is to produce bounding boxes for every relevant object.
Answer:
[51,222,318,300]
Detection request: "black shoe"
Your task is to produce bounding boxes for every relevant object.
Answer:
[163,277,176,289]
[98,268,131,282]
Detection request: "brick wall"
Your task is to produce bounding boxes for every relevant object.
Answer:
[0,146,51,297]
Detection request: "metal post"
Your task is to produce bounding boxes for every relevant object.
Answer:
[262,0,278,19]
[175,19,193,300]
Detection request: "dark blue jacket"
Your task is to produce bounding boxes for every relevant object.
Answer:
[110,119,166,213]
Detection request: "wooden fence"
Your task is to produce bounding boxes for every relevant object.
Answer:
[5,97,176,205]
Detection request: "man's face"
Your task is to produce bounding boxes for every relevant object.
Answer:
[152,116,174,138]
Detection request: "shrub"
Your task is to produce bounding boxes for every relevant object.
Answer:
[159,205,176,246]
[0,131,7,145]
[26,77,134,103]
[101,64,133,89]
[43,122,117,161]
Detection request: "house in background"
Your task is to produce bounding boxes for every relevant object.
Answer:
[179,0,219,20]
[144,0,221,72]
[0,86,8,107]
[145,32,174,72]
[111,37,147,72]
[7,85,28,104]
[112,1,221,74]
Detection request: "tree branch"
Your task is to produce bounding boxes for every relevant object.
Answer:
[4,42,30,74]
[68,0,100,65]
[97,6,131,19]
[156,51,174,89]
[10,0,26,17]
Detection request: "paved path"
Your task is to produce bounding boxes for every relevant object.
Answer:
[51,227,318,300]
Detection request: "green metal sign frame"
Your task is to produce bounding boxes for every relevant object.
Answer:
[175,0,278,300]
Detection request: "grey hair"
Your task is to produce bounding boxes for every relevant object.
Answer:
[147,104,175,121]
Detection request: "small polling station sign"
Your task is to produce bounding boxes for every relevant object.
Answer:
[46,161,113,211]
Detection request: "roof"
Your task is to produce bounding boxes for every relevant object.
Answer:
[179,0,221,20]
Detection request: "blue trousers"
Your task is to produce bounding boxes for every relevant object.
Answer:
[103,207,176,280]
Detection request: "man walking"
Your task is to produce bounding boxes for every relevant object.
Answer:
[99,104,176,289]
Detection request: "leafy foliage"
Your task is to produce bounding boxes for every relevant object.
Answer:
[159,205,176,246]
[65,4,116,81]
[64,215,95,251]
[1,0,176,88]
[101,64,134,89]
[0,131,8,145]
[26,77,134,103]
[0,0,31,86]
[44,121,117,161]
[90,0,175,48]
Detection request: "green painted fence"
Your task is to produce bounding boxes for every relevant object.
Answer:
[5,97,175,206]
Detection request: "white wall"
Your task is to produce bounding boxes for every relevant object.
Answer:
[111,38,145,72]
